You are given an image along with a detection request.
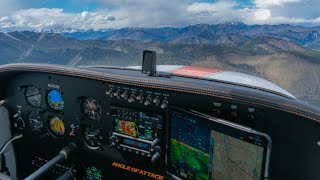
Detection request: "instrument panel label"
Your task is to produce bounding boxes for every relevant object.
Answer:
[111,162,164,180]
[48,83,60,89]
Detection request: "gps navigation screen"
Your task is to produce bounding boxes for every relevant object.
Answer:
[209,130,264,180]
[167,109,269,180]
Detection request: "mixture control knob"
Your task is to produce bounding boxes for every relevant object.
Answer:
[151,152,160,163]
[121,92,128,98]
[128,94,136,103]
[153,98,160,104]
[160,100,168,109]
[144,97,152,106]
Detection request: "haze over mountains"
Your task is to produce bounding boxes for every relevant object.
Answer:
[0,22,320,107]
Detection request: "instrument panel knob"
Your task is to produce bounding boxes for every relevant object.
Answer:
[153,98,160,104]
[213,109,221,117]
[230,111,237,119]
[105,90,112,95]
[128,94,136,103]
[144,96,152,106]
[121,92,128,98]
[160,100,168,109]
[136,95,142,101]
[151,138,160,149]
[113,91,119,97]
[151,152,160,163]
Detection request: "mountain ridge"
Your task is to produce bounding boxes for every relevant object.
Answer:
[61,23,320,50]
[0,24,320,108]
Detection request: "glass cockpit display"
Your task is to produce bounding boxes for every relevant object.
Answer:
[167,108,271,180]
[114,119,154,140]
[47,90,64,111]
[111,106,163,158]
[209,129,264,180]
[168,111,211,180]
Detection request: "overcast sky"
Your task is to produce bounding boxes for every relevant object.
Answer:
[0,0,319,30]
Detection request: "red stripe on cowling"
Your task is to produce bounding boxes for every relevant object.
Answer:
[170,66,223,78]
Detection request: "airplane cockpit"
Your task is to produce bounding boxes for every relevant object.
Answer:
[0,51,319,180]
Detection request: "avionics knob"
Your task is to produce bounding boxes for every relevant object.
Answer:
[230,111,237,119]
[153,98,160,104]
[151,138,160,149]
[109,135,116,141]
[151,152,160,163]
[248,113,255,120]
[121,92,128,98]
[135,95,142,101]
[213,109,221,117]
[113,91,119,97]
[160,100,168,109]
[144,96,152,106]
[105,90,112,95]
[128,94,136,103]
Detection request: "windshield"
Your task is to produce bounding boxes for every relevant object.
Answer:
[0,0,319,108]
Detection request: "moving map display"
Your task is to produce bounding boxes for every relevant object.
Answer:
[167,109,270,180]
[209,130,264,180]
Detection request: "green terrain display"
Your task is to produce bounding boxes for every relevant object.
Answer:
[170,139,209,180]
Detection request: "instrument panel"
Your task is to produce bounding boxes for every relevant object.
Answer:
[4,70,320,180]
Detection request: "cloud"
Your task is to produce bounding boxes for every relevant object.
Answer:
[0,0,22,16]
[187,1,238,13]
[253,9,271,21]
[0,0,319,31]
[254,0,301,7]
[0,8,122,31]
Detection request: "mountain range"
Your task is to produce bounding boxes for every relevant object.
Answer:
[0,22,320,107]
[63,23,320,50]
